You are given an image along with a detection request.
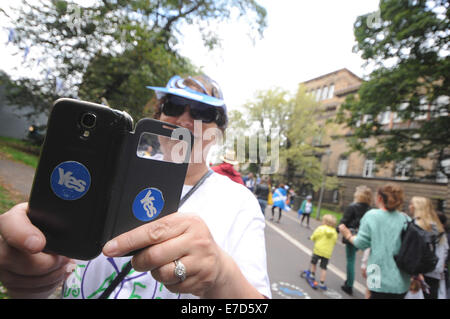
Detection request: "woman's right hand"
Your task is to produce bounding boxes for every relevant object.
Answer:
[0,203,75,298]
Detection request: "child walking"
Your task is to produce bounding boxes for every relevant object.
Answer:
[302,214,338,290]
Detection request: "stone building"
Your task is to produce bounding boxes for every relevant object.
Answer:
[300,68,449,216]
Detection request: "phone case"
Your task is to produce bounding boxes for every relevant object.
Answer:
[28,99,192,260]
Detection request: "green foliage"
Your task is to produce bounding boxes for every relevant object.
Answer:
[2,0,267,119]
[77,42,196,119]
[338,0,450,176]
[240,85,337,191]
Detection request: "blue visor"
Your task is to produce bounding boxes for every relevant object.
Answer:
[146,75,226,111]
[146,86,226,109]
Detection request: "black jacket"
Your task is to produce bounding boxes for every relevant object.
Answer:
[339,202,371,230]
[255,183,270,200]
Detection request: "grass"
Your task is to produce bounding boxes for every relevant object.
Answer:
[0,136,39,169]
[315,207,343,224]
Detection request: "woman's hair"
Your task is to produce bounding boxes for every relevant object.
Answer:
[377,183,404,212]
[411,196,445,234]
[323,214,337,228]
[353,185,373,206]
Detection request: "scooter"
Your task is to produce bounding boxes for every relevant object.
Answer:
[300,270,318,289]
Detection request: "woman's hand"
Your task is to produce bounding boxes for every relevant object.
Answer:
[0,203,75,298]
[338,224,352,240]
[103,212,263,298]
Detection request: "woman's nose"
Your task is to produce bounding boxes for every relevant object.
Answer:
[175,106,194,129]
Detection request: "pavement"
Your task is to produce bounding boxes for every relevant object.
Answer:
[0,158,35,201]
[264,205,367,299]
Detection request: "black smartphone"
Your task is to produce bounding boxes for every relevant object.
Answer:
[28,98,133,260]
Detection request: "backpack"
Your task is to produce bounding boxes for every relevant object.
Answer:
[394,217,439,276]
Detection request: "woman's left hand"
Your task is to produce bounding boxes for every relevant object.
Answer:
[338,224,351,239]
[102,213,226,297]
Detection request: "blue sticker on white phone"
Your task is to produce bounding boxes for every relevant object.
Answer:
[50,161,91,200]
[132,188,165,222]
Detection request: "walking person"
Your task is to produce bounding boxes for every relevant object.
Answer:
[409,196,448,299]
[299,195,314,228]
[254,176,270,216]
[270,183,287,223]
[339,183,411,299]
[338,185,373,295]
[302,214,338,290]
[243,172,256,193]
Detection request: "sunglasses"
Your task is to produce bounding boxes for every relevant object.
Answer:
[160,95,226,126]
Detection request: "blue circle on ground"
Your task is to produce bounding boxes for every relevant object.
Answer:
[132,188,165,222]
[50,161,91,200]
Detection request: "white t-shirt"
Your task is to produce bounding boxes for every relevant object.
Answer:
[305,202,312,214]
[62,173,271,299]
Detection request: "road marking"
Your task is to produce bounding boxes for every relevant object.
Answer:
[266,220,366,295]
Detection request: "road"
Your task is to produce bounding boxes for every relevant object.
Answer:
[264,206,366,299]
[0,157,367,299]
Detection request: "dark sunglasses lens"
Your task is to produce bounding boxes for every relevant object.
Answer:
[162,101,185,117]
[190,106,217,123]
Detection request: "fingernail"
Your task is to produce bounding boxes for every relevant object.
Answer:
[103,240,118,256]
[24,235,42,252]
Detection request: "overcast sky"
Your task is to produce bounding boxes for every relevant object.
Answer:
[0,0,380,111]
[176,0,380,111]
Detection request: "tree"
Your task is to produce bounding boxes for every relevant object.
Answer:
[77,43,196,119]
[337,0,450,178]
[242,86,338,191]
[2,0,267,118]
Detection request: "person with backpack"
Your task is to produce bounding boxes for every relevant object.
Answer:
[409,196,449,299]
[299,195,314,228]
[338,185,373,296]
[338,183,411,299]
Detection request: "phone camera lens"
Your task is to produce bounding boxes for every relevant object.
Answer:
[81,112,96,129]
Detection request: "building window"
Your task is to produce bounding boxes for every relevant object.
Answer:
[394,157,412,180]
[322,86,329,100]
[393,103,409,123]
[332,189,339,203]
[437,199,446,212]
[436,158,450,183]
[337,158,348,176]
[379,111,391,125]
[431,95,449,118]
[363,159,375,177]
[328,84,335,99]
[414,96,429,120]
[315,87,322,101]
[312,133,323,146]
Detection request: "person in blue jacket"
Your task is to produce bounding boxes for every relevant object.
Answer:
[270,183,288,223]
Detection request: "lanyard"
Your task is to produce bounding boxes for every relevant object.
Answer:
[178,169,213,208]
[98,169,213,299]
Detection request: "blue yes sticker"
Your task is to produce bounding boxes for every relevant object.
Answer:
[132,188,165,222]
[50,161,91,200]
